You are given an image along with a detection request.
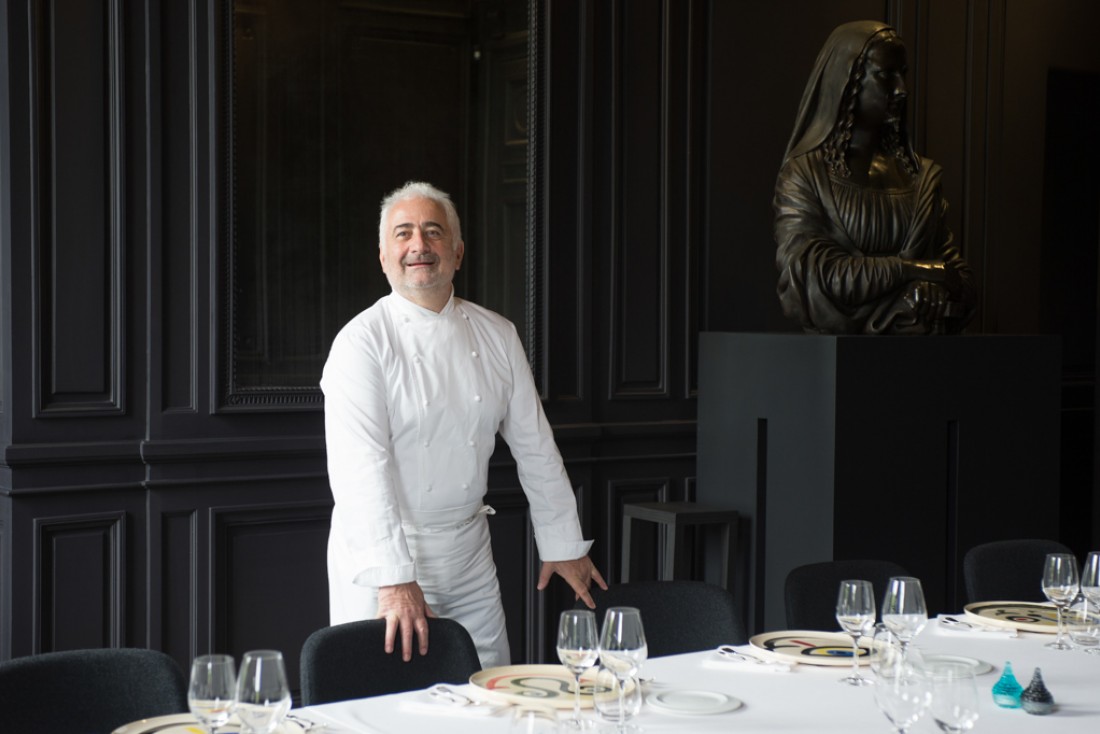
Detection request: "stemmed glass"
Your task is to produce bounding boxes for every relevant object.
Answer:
[188,654,237,734]
[929,662,979,732]
[881,577,928,659]
[557,610,599,730]
[1081,551,1100,610]
[1041,552,1079,650]
[836,579,875,686]
[874,653,931,733]
[510,705,563,733]
[598,608,647,733]
[235,650,291,734]
[1067,596,1100,654]
[1076,551,1100,655]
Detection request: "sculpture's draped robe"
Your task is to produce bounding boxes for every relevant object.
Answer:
[774,148,974,334]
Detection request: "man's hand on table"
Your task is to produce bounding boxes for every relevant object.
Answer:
[538,556,609,609]
[377,581,437,661]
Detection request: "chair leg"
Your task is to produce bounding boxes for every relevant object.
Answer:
[664,523,682,581]
[621,516,633,583]
[721,523,735,591]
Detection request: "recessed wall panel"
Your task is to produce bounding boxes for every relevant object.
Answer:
[612,0,666,396]
[35,513,124,652]
[158,511,197,665]
[213,503,330,697]
[33,0,122,412]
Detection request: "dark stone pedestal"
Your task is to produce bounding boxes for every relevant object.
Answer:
[696,333,1061,634]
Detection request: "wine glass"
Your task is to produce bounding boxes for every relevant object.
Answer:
[929,662,979,732]
[836,579,875,686]
[591,667,641,729]
[598,608,647,733]
[881,577,928,658]
[1041,552,1079,650]
[869,623,900,678]
[235,650,291,734]
[557,610,599,730]
[188,654,237,734]
[1067,596,1100,654]
[1081,551,1100,606]
[874,653,931,733]
[510,704,563,733]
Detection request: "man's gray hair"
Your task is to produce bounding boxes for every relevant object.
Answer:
[378,181,463,250]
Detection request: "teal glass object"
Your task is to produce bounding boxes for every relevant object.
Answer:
[992,661,1023,708]
[1020,667,1055,715]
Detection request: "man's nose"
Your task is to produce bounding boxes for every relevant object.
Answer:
[408,229,431,250]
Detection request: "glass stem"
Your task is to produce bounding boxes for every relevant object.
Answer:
[1056,605,1065,645]
[850,634,860,678]
[618,675,626,724]
[573,673,582,722]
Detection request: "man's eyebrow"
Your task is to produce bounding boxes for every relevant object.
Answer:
[391,220,446,233]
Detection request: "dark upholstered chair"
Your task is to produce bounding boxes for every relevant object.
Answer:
[579,580,746,655]
[784,559,910,631]
[299,618,482,705]
[0,647,188,734]
[963,538,1075,603]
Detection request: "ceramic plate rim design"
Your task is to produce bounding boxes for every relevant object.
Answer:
[922,653,995,676]
[646,689,743,716]
[963,601,1063,633]
[112,714,197,734]
[111,714,303,734]
[469,664,608,709]
[748,630,872,666]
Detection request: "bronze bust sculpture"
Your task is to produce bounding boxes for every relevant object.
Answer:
[774,21,976,334]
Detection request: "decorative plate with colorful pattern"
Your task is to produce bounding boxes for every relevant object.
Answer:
[963,601,1064,633]
[748,630,872,666]
[469,664,617,708]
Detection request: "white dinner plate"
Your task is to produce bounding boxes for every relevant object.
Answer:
[749,630,872,666]
[646,689,743,716]
[922,653,995,676]
[111,714,304,734]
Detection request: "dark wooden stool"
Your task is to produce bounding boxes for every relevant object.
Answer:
[621,501,739,590]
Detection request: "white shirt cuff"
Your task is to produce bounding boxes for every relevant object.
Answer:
[352,563,417,588]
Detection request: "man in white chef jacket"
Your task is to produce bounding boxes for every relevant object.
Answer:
[321,181,607,667]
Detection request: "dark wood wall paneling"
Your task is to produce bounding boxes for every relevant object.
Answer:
[2,0,1100,682]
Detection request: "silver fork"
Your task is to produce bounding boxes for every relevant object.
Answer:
[284,712,326,731]
[941,616,1019,637]
[716,645,794,671]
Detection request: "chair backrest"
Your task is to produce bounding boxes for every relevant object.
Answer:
[299,618,482,705]
[0,647,188,734]
[580,580,746,656]
[963,538,1074,603]
[784,559,910,631]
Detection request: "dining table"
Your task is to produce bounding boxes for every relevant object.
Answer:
[292,611,1100,733]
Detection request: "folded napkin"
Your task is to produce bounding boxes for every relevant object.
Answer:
[397,690,505,717]
[702,649,794,673]
[295,704,388,734]
[930,614,1018,638]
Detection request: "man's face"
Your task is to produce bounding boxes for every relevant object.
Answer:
[379,196,464,307]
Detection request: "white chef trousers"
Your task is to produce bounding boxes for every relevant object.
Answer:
[328,507,511,669]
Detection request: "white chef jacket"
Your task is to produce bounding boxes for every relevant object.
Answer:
[320,289,592,664]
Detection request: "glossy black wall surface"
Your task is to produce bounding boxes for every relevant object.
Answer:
[2,0,1098,688]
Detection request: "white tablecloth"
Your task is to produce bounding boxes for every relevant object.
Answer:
[298,617,1100,733]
